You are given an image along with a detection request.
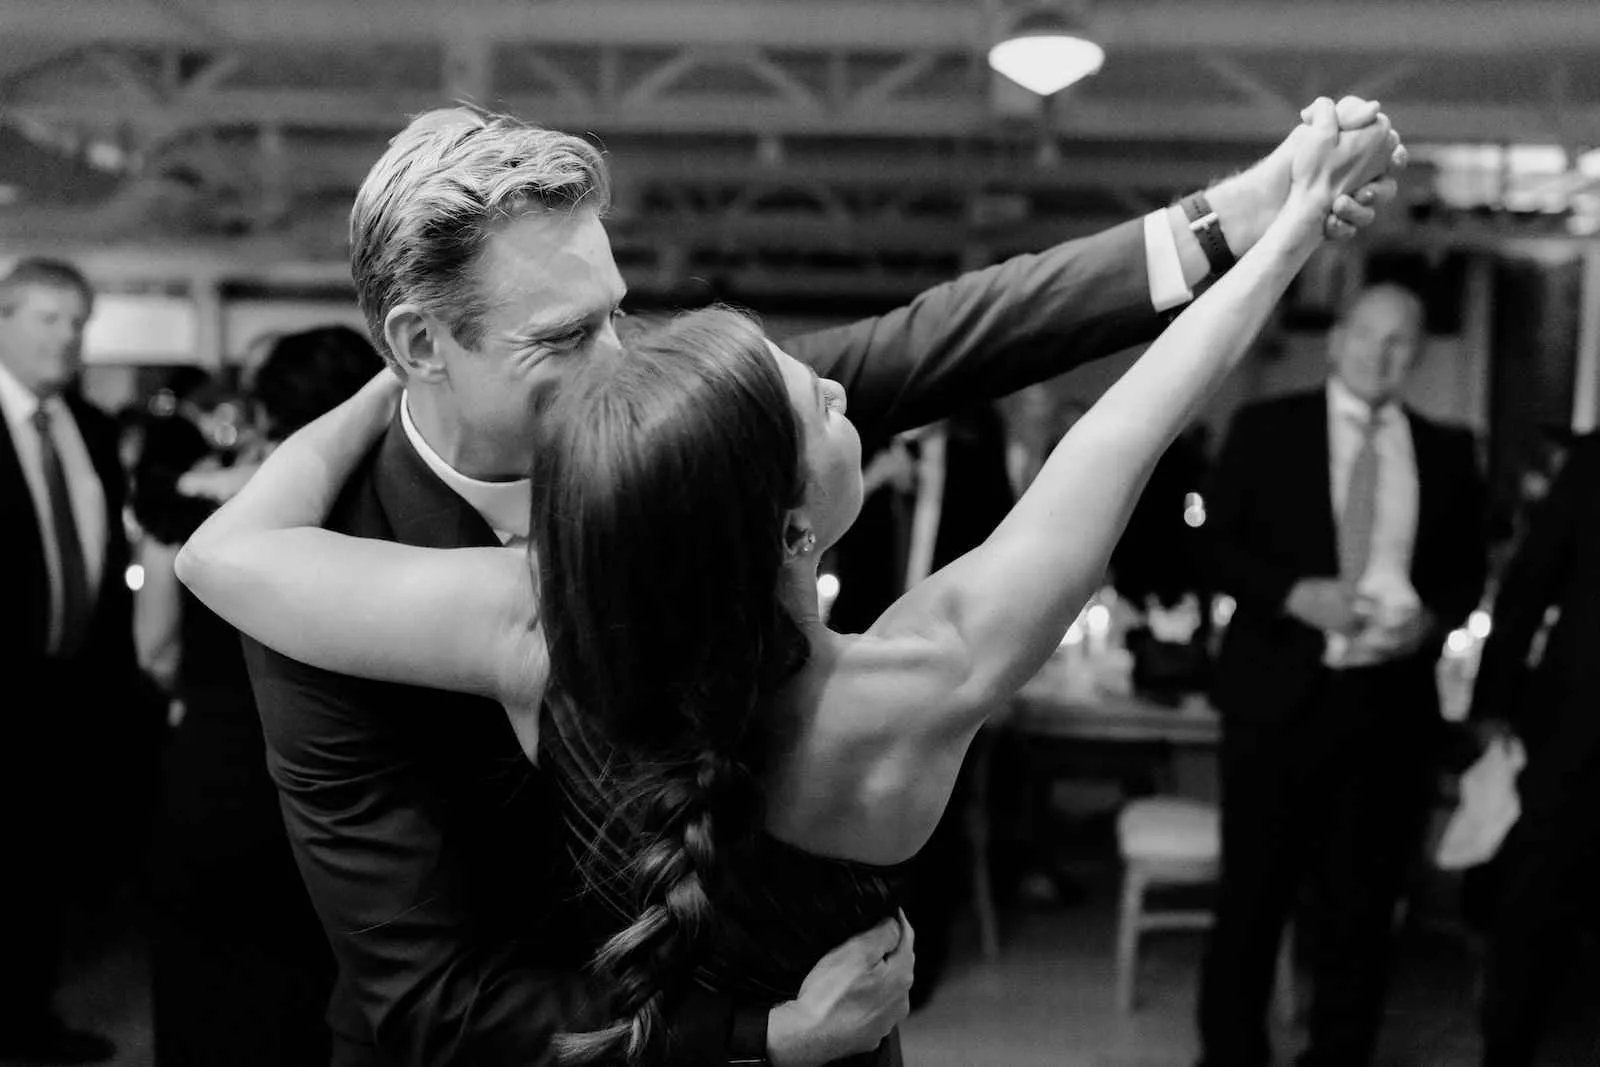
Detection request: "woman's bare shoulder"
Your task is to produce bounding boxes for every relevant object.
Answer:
[796,624,975,744]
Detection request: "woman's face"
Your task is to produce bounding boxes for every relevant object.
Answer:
[769,341,862,552]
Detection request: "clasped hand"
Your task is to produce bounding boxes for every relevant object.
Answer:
[1284,95,1405,242]
[1285,577,1437,658]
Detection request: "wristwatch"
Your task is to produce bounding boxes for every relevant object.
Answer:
[1179,192,1237,278]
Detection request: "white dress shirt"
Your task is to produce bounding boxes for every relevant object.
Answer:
[1143,211,1194,313]
[0,361,108,655]
[400,394,530,545]
[1324,378,1420,668]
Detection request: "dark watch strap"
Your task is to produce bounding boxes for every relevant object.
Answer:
[728,1006,770,1065]
[1180,192,1237,277]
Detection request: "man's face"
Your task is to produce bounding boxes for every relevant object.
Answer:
[438,207,625,477]
[1327,288,1422,407]
[0,284,89,398]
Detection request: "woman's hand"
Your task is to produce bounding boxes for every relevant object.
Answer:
[1317,96,1407,240]
[1281,97,1396,246]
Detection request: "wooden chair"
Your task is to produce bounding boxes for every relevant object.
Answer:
[1115,796,1296,1020]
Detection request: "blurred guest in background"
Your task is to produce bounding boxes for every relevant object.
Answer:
[0,257,143,1065]
[133,367,225,696]
[1468,432,1600,1067]
[1112,424,1214,702]
[137,326,380,1067]
[894,402,1017,1010]
[1197,283,1487,1067]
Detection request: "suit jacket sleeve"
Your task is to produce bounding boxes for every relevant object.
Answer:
[247,640,603,1067]
[1469,438,1593,731]
[783,219,1157,439]
[1422,427,1489,631]
[1204,406,1305,615]
[249,640,756,1066]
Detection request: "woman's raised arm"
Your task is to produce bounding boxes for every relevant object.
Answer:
[175,372,546,711]
[873,100,1395,724]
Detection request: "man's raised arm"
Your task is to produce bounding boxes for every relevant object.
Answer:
[787,96,1402,439]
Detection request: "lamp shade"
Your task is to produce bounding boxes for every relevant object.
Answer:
[988,9,1105,97]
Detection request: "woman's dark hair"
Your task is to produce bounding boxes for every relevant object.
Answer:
[252,325,383,439]
[532,306,811,1065]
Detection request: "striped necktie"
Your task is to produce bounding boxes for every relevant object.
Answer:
[1339,413,1381,586]
[31,405,93,657]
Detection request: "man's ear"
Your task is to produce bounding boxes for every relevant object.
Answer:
[384,304,448,383]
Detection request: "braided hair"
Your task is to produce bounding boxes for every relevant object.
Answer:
[527,308,810,1065]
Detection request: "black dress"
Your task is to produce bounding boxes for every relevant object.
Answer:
[539,696,909,1067]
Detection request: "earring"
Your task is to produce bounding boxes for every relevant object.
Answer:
[789,529,816,559]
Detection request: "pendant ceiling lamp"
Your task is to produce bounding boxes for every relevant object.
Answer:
[987,3,1105,98]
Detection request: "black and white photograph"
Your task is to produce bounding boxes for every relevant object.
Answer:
[1,2,1597,1065]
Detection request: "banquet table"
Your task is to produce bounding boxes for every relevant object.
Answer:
[964,667,1221,960]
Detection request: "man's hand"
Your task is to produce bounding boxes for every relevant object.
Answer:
[1284,578,1363,634]
[1304,97,1406,239]
[1278,98,1398,244]
[1372,604,1439,659]
[766,912,915,1067]
[1195,94,1406,277]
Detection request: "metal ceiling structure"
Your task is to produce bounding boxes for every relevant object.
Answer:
[2,0,1599,300]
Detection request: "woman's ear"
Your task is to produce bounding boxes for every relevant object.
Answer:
[384,304,448,383]
[782,516,818,562]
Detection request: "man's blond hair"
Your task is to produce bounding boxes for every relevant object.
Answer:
[350,106,610,369]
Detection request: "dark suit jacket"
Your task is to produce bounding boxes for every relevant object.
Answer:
[1,390,142,875]
[246,218,1167,1066]
[2,391,134,675]
[1207,389,1487,723]
[1470,434,1600,816]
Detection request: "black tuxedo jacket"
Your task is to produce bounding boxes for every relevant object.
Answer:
[1,390,135,683]
[1206,389,1487,724]
[245,218,1169,1066]
[1470,434,1600,816]
[1,390,145,884]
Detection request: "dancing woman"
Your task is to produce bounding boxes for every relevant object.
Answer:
[180,99,1393,1066]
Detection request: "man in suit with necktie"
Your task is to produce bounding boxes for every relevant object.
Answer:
[1197,283,1487,1067]
[0,258,137,1064]
[1468,431,1600,1066]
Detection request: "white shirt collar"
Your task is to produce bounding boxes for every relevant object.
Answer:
[1327,377,1400,428]
[0,359,43,428]
[399,392,531,542]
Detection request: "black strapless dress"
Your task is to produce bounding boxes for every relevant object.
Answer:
[540,697,910,1067]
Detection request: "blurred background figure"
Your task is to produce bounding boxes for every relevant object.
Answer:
[0,258,151,1065]
[132,366,246,701]
[900,401,1017,1010]
[136,326,381,1067]
[1111,424,1215,703]
[1466,432,1600,1067]
[1197,284,1487,1067]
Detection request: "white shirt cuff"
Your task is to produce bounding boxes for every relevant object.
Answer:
[1144,209,1194,313]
